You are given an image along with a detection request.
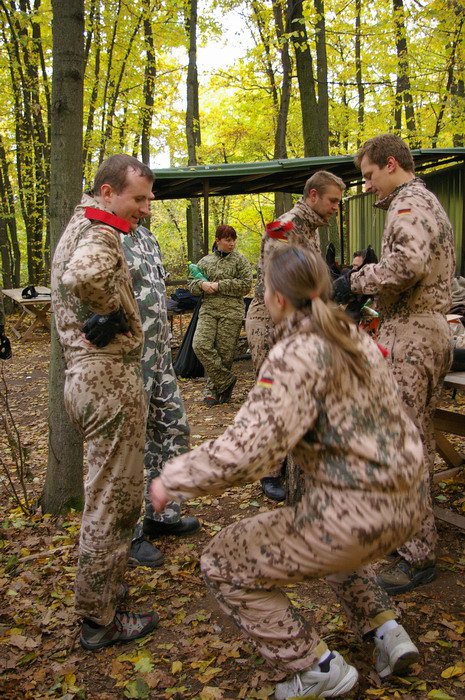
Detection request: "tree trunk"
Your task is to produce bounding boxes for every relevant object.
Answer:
[355,0,365,147]
[185,0,203,258]
[41,0,85,515]
[393,0,417,144]
[314,0,329,154]
[287,0,321,156]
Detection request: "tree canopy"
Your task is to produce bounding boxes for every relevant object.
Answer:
[0,0,463,281]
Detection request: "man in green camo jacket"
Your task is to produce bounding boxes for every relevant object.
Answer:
[122,225,200,567]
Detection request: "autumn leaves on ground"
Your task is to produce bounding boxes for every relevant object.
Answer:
[1,323,465,700]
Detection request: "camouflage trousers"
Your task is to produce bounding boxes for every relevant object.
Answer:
[245,299,282,479]
[192,305,243,396]
[142,351,190,524]
[380,314,453,565]
[201,483,423,672]
[64,357,147,626]
[245,297,272,375]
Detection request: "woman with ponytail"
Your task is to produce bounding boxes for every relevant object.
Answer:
[150,246,425,698]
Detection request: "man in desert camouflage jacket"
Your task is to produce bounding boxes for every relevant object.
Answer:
[245,170,345,501]
[51,155,159,651]
[122,225,199,568]
[334,133,455,595]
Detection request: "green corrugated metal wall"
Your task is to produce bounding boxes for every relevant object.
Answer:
[347,165,464,274]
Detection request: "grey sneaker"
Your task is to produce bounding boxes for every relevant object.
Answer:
[374,625,419,678]
[80,609,159,651]
[377,557,436,594]
[274,651,358,699]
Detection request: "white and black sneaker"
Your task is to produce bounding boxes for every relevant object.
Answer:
[275,651,358,699]
[375,625,419,678]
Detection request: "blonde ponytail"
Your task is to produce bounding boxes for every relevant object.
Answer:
[267,246,370,387]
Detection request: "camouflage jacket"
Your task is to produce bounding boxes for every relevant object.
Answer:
[254,199,326,300]
[121,226,171,392]
[188,249,253,318]
[160,312,423,505]
[351,178,455,320]
[51,193,143,365]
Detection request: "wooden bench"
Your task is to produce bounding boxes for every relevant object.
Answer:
[433,371,465,530]
[1,286,52,341]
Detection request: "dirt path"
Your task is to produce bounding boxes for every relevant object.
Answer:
[1,325,464,699]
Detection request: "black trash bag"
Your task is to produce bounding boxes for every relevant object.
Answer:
[173,300,205,379]
[170,287,198,311]
[451,347,465,372]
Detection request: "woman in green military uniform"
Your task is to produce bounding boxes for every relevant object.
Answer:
[189,225,253,406]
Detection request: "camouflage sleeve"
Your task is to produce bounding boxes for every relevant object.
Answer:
[62,225,122,314]
[217,254,253,297]
[188,258,208,296]
[350,202,434,297]
[159,345,317,500]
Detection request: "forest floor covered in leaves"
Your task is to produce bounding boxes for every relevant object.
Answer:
[1,316,465,700]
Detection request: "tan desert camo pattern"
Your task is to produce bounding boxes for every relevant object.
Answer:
[159,313,425,671]
[351,178,455,565]
[52,193,147,625]
[246,199,326,373]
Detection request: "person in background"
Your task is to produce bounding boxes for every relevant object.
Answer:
[122,224,200,568]
[189,225,253,406]
[246,170,345,502]
[150,246,422,699]
[334,133,455,594]
[0,294,12,360]
[51,154,159,650]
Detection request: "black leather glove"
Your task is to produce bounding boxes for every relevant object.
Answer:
[0,325,12,360]
[332,271,355,305]
[82,308,130,348]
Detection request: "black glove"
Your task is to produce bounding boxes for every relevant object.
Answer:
[0,325,12,360]
[82,309,130,348]
[332,271,355,305]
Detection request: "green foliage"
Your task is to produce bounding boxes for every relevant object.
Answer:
[0,0,463,281]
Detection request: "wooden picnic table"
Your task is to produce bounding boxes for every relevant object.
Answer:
[433,371,465,530]
[1,286,52,341]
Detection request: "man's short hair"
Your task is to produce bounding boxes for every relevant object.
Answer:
[355,134,415,172]
[303,170,346,199]
[93,155,154,195]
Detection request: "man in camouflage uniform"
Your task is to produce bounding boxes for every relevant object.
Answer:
[121,225,199,566]
[51,155,159,650]
[246,170,345,500]
[334,134,455,594]
[149,245,423,696]
[189,225,253,405]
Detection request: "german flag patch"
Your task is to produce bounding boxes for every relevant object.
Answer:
[396,208,411,215]
[257,377,273,388]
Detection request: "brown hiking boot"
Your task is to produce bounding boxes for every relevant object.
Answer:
[377,557,436,595]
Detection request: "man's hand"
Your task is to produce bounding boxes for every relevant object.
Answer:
[149,477,169,513]
[82,308,130,348]
[0,325,12,360]
[332,271,355,305]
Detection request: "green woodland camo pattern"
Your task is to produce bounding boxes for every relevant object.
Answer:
[51,193,147,626]
[122,225,190,524]
[159,313,425,671]
[245,199,327,373]
[351,177,455,566]
[189,249,252,396]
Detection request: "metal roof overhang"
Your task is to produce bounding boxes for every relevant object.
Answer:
[152,149,465,200]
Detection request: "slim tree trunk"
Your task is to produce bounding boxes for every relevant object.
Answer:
[41,0,85,515]
[185,0,203,259]
[393,0,417,144]
[314,0,329,154]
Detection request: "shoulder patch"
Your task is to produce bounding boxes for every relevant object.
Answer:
[257,376,274,388]
[396,208,411,216]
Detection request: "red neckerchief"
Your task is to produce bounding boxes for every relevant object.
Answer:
[265,219,294,241]
[84,207,132,233]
